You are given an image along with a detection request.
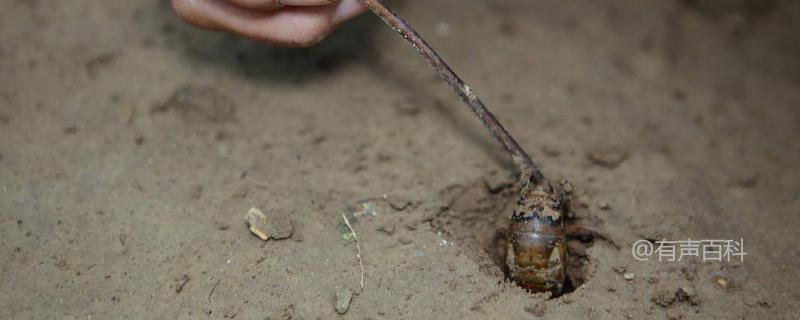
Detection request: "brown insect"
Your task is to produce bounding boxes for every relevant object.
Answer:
[505,176,572,294]
[359,0,580,294]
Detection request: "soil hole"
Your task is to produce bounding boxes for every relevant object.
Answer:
[429,178,600,297]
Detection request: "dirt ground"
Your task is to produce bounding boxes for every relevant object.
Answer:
[2,0,799,319]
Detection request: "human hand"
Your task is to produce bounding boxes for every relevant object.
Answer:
[171,0,367,47]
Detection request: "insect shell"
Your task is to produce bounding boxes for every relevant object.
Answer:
[505,178,572,295]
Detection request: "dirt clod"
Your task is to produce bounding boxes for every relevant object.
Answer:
[385,195,413,211]
[613,265,627,274]
[652,287,676,307]
[377,225,396,235]
[245,207,294,241]
[524,302,546,316]
[335,287,353,314]
[587,146,629,169]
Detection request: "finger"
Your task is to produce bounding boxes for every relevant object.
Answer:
[225,0,337,10]
[172,0,338,47]
[332,0,367,24]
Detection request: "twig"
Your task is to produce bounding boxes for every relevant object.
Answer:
[176,274,191,294]
[359,0,545,184]
[208,279,221,303]
[341,214,365,289]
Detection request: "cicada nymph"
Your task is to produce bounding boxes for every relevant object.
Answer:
[506,177,573,295]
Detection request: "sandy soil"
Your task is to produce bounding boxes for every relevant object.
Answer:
[2,0,799,319]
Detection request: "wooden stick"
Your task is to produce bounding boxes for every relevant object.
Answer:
[359,0,545,184]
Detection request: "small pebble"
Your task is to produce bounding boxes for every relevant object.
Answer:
[624,272,635,280]
[335,287,353,314]
[676,287,694,302]
[713,275,730,289]
[598,201,611,210]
